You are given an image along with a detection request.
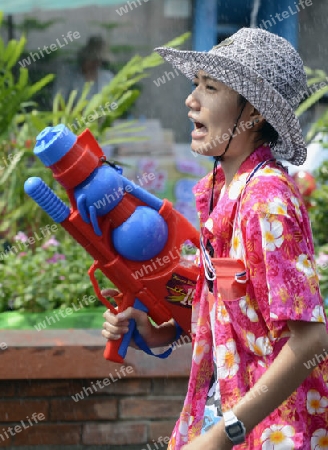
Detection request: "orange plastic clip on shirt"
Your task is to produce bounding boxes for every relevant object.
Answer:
[211,258,247,300]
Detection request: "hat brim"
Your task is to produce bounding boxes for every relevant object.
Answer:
[155,47,307,166]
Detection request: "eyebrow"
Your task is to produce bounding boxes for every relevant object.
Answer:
[194,73,218,83]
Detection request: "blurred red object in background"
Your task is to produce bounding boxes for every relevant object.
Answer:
[292,170,317,209]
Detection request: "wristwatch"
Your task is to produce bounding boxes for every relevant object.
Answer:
[223,410,246,445]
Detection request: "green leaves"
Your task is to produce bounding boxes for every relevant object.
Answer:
[299,67,328,257]
[296,66,328,143]
[0,31,54,138]
[0,30,191,315]
[308,160,328,248]
[295,68,328,301]
[0,233,111,312]
[0,30,190,238]
[48,32,191,136]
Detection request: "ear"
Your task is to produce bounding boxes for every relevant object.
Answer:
[248,106,264,126]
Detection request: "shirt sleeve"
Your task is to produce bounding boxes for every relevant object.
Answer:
[242,204,326,335]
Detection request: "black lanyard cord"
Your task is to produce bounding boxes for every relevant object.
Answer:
[209,99,247,216]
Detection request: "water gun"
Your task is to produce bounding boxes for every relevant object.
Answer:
[24,125,200,363]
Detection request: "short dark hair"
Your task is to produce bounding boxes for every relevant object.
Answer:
[238,94,279,147]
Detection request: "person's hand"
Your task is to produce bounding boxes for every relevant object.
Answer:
[101,288,156,348]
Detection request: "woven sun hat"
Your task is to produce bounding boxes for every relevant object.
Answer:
[155,27,308,165]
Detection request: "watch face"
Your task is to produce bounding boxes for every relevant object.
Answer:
[227,422,243,438]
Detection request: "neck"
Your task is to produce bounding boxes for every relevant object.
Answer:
[219,142,264,187]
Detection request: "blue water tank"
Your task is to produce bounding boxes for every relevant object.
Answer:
[258,0,298,49]
[193,0,298,51]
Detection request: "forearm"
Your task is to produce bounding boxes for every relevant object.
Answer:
[233,339,317,429]
[210,322,328,448]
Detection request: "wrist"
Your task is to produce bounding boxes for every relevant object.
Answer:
[222,410,246,447]
[146,320,177,348]
[210,420,233,450]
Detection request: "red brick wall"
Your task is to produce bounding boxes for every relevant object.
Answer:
[0,377,188,448]
[0,330,192,449]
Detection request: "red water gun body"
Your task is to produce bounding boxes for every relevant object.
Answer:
[24,125,200,363]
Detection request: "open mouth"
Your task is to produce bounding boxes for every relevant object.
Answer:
[190,118,208,138]
[194,121,208,133]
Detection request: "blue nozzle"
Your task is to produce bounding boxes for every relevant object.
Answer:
[34,124,77,167]
[24,177,70,223]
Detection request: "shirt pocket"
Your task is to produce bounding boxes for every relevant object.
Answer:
[211,257,247,300]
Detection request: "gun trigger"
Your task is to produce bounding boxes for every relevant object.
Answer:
[89,205,102,236]
[77,194,90,224]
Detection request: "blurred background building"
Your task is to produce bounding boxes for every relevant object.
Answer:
[0,0,327,228]
[1,0,327,142]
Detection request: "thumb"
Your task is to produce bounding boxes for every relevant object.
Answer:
[117,306,148,323]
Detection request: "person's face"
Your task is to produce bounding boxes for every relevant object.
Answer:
[185,70,245,157]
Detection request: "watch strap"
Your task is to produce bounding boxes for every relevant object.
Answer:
[223,410,246,445]
[223,410,237,425]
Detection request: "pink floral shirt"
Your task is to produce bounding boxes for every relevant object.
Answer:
[168,146,328,450]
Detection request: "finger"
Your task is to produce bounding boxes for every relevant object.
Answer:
[117,306,148,322]
[103,310,129,327]
[101,288,120,297]
[102,321,129,335]
[101,329,121,340]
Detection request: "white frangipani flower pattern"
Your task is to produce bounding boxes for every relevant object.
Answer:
[239,295,259,322]
[204,217,214,233]
[270,312,279,320]
[261,424,295,450]
[193,339,210,365]
[260,217,284,251]
[228,173,249,200]
[217,339,240,379]
[291,196,302,219]
[245,331,273,356]
[230,230,241,258]
[217,303,230,324]
[307,390,328,415]
[296,254,315,277]
[260,167,285,177]
[267,198,288,216]
[311,305,326,323]
[311,428,328,449]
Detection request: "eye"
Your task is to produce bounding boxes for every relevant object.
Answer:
[206,85,217,91]
[192,81,198,90]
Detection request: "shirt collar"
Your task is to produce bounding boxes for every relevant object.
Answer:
[193,145,275,225]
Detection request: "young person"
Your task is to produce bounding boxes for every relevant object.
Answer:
[102,28,328,450]
[53,36,114,103]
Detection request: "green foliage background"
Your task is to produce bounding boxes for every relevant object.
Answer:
[294,68,328,301]
[0,10,190,313]
[1,19,328,313]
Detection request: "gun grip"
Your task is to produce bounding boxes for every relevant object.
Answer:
[103,298,148,363]
[104,338,124,363]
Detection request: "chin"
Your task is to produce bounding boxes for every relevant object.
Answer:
[190,144,206,157]
[190,139,219,158]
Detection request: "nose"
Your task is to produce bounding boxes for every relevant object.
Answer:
[185,91,200,111]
